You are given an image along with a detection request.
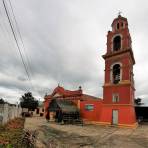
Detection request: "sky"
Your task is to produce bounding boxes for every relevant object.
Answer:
[0,0,148,104]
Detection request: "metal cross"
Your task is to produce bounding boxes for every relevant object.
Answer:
[118,11,122,16]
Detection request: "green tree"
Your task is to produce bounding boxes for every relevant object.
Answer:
[0,98,5,104]
[134,98,144,106]
[20,92,38,110]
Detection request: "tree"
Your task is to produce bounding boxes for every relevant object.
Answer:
[134,98,144,106]
[20,92,39,110]
[0,98,5,104]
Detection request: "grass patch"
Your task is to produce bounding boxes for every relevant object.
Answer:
[0,118,25,147]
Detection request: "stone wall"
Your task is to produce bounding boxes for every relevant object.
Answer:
[0,103,22,125]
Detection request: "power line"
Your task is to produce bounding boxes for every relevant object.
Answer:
[2,0,33,91]
[7,0,33,75]
[0,2,28,97]
[2,0,41,97]
[0,3,17,56]
[7,0,41,96]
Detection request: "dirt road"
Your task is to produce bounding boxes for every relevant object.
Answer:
[24,116,148,148]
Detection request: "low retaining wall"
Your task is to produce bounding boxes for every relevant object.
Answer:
[0,104,22,125]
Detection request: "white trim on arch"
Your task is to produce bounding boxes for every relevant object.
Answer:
[110,62,122,83]
[111,34,123,52]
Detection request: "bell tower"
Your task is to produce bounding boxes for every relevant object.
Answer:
[99,14,137,127]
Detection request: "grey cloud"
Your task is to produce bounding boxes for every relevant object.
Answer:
[0,0,148,103]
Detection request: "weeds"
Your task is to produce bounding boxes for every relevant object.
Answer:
[0,118,25,147]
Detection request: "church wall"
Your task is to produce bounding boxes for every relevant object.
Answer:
[103,85,132,104]
[80,99,103,121]
[99,105,136,125]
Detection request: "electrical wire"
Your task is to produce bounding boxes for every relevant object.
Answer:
[2,0,33,91]
[7,0,33,76]
[0,3,18,57]
[7,0,41,97]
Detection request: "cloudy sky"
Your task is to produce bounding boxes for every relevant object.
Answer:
[0,0,148,104]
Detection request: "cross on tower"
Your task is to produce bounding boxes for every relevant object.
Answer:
[118,11,122,16]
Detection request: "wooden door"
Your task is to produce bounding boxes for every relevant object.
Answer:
[112,110,118,125]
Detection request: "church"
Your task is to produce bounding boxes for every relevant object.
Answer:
[44,14,137,128]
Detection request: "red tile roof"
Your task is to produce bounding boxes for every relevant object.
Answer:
[44,86,102,101]
[52,86,82,97]
[44,86,82,100]
[82,94,102,101]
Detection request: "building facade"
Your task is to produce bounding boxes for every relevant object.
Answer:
[43,15,137,127]
[99,14,137,127]
[44,86,102,122]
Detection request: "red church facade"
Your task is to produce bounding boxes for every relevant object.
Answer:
[43,15,137,128]
[44,86,103,122]
[99,14,137,127]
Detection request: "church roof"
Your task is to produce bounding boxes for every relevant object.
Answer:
[82,94,102,101]
[51,86,82,97]
[48,99,79,113]
[44,86,102,101]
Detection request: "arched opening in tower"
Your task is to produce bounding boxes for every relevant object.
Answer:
[113,64,120,84]
[117,23,120,29]
[113,36,121,51]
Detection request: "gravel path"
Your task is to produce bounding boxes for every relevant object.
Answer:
[24,116,148,148]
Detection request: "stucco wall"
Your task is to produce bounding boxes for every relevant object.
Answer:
[0,104,22,125]
[80,100,103,121]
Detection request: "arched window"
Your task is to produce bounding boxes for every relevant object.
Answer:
[121,22,124,28]
[117,23,120,29]
[112,64,120,84]
[113,36,121,51]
